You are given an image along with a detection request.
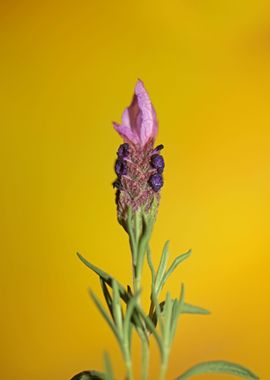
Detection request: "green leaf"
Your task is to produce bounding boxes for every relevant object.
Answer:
[103,352,114,380]
[135,305,164,359]
[127,207,137,263]
[181,303,210,315]
[178,283,185,311]
[99,278,114,320]
[146,246,164,332]
[77,252,129,302]
[151,299,165,327]
[155,240,170,292]
[170,299,180,343]
[112,280,123,337]
[146,246,155,290]
[163,292,173,342]
[123,291,141,349]
[137,213,155,272]
[70,370,105,380]
[89,289,120,345]
[175,360,259,380]
[125,285,148,339]
[157,250,191,294]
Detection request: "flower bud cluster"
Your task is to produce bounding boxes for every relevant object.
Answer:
[113,142,165,227]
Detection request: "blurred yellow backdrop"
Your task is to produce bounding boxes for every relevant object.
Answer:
[1,0,270,379]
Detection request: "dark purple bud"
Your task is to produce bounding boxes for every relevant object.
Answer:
[152,144,164,154]
[115,159,128,177]
[117,143,129,158]
[149,173,163,192]
[151,154,165,173]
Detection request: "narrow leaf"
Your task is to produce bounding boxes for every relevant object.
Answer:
[112,280,123,337]
[123,291,141,348]
[151,294,164,335]
[178,283,185,309]
[146,246,164,331]
[158,250,191,294]
[170,299,180,343]
[135,305,164,359]
[103,352,114,380]
[127,207,137,263]
[137,213,155,274]
[151,300,165,328]
[181,303,210,315]
[162,292,173,343]
[77,252,129,302]
[146,246,155,290]
[125,285,147,338]
[155,240,170,291]
[99,278,114,320]
[89,290,120,344]
[175,360,259,380]
[176,283,185,320]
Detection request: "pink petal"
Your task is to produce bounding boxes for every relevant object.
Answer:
[113,80,158,148]
[113,122,139,145]
[134,80,158,146]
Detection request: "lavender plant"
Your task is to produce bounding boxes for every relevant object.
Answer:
[71,81,259,380]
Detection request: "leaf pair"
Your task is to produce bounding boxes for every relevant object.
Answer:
[147,242,208,329]
[154,241,191,296]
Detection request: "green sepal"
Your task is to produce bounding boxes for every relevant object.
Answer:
[175,360,259,380]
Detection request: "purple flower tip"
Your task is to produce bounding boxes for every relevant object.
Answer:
[113,80,158,148]
[117,143,129,158]
[149,173,163,192]
[115,159,128,177]
[151,154,165,173]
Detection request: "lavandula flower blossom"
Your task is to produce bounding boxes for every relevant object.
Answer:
[113,80,165,228]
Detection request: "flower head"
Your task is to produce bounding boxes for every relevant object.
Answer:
[113,81,164,229]
[113,80,158,148]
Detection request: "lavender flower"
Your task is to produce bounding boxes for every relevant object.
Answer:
[113,80,164,227]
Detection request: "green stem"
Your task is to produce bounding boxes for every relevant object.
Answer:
[138,329,149,380]
[122,342,133,380]
[160,347,170,380]
[132,211,143,301]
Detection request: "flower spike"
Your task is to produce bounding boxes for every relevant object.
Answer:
[113,81,164,229]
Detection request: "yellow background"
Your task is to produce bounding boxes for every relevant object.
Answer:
[1,1,270,379]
